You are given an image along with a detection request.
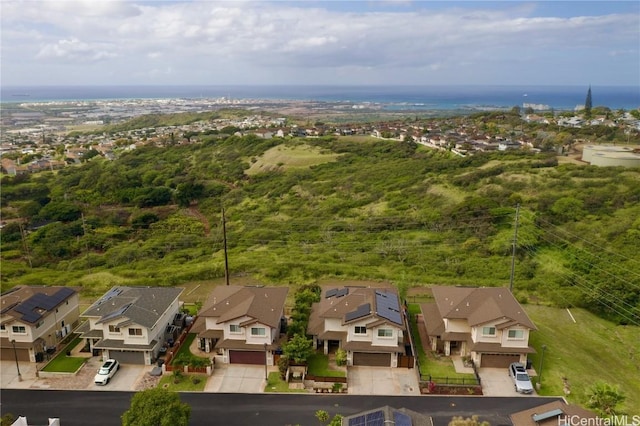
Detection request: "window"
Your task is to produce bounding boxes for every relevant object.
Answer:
[0,325,5,331]
[12,326,26,334]
[109,325,120,333]
[36,320,44,329]
[482,326,496,336]
[377,329,393,337]
[250,327,266,336]
[230,324,241,333]
[508,329,525,339]
[128,328,142,336]
[354,326,367,335]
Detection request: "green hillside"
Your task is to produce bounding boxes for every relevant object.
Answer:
[1,133,639,327]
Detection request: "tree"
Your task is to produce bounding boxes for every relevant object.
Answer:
[121,387,190,426]
[584,86,593,118]
[587,382,626,417]
[282,333,313,365]
[315,410,330,424]
[448,415,490,426]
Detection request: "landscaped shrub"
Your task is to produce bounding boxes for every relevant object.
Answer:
[335,349,347,366]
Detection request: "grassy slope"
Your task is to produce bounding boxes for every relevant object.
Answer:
[526,305,640,413]
[245,144,340,175]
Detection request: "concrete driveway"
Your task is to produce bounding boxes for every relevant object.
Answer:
[478,367,535,397]
[0,359,150,392]
[347,366,419,395]
[206,364,269,393]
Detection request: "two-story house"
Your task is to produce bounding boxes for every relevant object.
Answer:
[307,286,408,367]
[420,286,536,367]
[192,285,288,365]
[1,286,79,363]
[76,286,183,365]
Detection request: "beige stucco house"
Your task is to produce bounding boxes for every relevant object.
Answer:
[420,286,536,367]
[307,286,409,367]
[1,286,79,363]
[192,285,288,365]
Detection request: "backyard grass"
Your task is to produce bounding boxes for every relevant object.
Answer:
[41,337,86,373]
[307,353,346,378]
[526,305,640,414]
[158,373,207,392]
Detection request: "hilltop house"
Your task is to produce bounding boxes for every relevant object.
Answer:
[420,286,536,367]
[191,286,288,365]
[307,286,409,367]
[1,286,79,363]
[76,286,183,365]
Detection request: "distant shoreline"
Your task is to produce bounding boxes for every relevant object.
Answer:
[1,84,638,111]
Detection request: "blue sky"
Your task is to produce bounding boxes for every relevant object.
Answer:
[1,1,638,86]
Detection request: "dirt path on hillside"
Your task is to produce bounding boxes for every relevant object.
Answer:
[186,205,211,236]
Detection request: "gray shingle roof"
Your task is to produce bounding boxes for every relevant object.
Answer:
[82,286,183,329]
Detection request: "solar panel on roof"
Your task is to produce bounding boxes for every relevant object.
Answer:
[393,411,412,426]
[375,292,403,325]
[326,288,338,298]
[348,415,366,426]
[365,410,385,426]
[97,287,124,305]
[345,303,371,322]
[99,303,132,323]
[336,288,349,298]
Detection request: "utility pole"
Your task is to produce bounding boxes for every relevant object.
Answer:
[19,222,33,269]
[509,204,520,292]
[222,207,229,286]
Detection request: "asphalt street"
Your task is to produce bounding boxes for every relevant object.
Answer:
[1,390,562,426]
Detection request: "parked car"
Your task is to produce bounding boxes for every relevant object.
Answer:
[94,359,119,385]
[509,362,533,394]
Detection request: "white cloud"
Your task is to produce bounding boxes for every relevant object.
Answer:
[37,38,117,62]
[1,1,638,85]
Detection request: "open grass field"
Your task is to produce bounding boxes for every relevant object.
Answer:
[526,305,640,414]
[245,144,341,175]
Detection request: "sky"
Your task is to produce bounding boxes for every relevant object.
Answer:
[1,0,639,87]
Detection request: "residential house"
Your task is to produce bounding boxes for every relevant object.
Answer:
[420,286,536,368]
[192,286,288,365]
[341,406,432,426]
[510,400,598,426]
[498,140,522,151]
[307,286,408,367]
[1,286,79,363]
[76,286,183,365]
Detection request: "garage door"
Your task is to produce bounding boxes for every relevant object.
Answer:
[480,353,520,368]
[1,347,30,362]
[109,350,145,365]
[353,352,391,367]
[229,350,265,365]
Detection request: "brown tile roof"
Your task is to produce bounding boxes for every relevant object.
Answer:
[471,342,536,354]
[1,285,78,324]
[510,400,598,426]
[420,302,445,336]
[308,286,405,336]
[198,286,288,329]
[431,286,536,330]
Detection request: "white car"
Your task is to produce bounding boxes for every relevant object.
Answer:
[509,362,533,394]
[94,359,119,385]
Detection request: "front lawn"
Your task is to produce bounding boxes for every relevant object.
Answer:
[307,353,346,378]
[263,372,307,393]
[41,337,87,373]
[158,372,207,392]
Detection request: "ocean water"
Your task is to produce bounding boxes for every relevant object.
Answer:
[1,85,638,111]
